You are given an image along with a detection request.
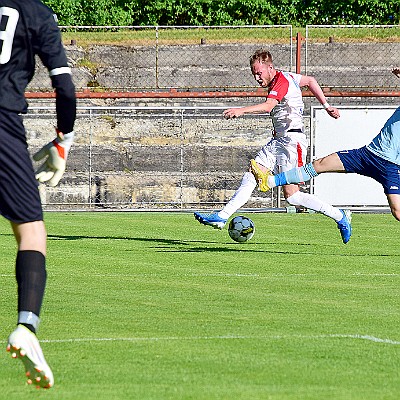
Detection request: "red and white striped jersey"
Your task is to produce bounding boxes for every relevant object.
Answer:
[266,71,304,136]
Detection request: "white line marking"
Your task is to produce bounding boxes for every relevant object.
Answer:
[61,272,400,278]
[3,272,397,278]
[326,334,400,345]
[41,334,400,345]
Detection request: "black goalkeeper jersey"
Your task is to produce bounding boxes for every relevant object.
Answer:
[0,0,76,133]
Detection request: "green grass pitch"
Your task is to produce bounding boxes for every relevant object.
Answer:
[1,211,399,399]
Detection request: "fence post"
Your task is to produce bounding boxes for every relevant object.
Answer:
[155,26,159,89]
[296,32,303,74]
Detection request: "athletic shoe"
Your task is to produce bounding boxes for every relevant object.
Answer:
[194,212,227,229]
[250,159,273,192]
[6,324,54,389]
[337,209,352,244]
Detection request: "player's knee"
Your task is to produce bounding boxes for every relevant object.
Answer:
[285,191,303,206]
[242,171,257,187]
[391,208,400,221]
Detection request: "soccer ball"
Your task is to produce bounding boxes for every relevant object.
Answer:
[228,216,255,243]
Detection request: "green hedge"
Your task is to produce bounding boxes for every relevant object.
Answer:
[43,0,399,26]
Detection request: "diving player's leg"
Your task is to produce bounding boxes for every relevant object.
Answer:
[387,194,400,221]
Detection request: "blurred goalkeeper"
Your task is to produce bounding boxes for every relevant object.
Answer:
[2,0,76,389]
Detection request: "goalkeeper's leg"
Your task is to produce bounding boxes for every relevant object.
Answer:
[7,221,54,388]
[11,221,47,333]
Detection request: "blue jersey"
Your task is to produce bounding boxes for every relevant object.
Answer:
[367,107,400,165]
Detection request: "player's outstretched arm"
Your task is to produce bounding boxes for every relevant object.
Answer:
[300,75,340,119]
[223,98,277,119]
[33,129,74,187]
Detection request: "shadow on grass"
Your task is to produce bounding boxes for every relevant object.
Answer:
[44,233,309,253]
[46,233,266,252]
[3,232,398,256]
[44,233,398,256]
[47,233,219,245]
[3,232,297,253]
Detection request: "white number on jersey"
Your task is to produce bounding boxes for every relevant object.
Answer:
[0,7,19,64]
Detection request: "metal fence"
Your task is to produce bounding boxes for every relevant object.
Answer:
[31,25,295,91]
[27,25,400,93]
[304,25,400,89]
[27,106,288,211]
[24,26,400,211]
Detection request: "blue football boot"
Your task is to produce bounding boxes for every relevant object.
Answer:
[337,209,352,244]
[194,212,227,230]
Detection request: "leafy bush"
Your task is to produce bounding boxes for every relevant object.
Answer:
[43,0,399,26]
[130,0,304,25]
[44,0,132,25]
[297,0,400,25]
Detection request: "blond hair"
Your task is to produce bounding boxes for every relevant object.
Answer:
[250,49,273,67]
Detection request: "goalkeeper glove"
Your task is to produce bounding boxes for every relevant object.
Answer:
[33,129,74,187]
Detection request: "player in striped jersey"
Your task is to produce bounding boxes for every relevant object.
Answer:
[194,49,352,244]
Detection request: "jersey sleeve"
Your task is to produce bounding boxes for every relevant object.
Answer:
[34,10,76,133]
[52,73,76,133]
[288,72,302,86]
[267,72,289,102]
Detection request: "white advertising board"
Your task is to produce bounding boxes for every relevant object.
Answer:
[311,106,397,206]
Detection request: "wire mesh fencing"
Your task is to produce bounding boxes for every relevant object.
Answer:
[304,25,400,89]
[27,106,288,211]
[28,25,294,92]
[27,25,400,94]
[22,25,400,213]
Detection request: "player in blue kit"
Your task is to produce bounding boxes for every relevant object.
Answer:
[251,105,400,236]
[1,0,76,389]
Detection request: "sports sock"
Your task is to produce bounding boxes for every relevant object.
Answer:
[274,163,318,187]
[286,191,343,221]
[218,172,257,219]
[16,250,47,333]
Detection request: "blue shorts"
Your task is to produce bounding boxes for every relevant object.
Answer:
[0,109,43,223]
[337,146,400,195]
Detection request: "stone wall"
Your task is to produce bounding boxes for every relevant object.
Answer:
[25,42,400,210]
[27,107,277,210]
[28,41,400,91]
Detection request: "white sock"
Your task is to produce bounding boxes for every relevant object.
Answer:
[286,191,343,221]
[218,172,257,219]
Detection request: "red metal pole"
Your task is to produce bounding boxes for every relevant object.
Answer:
[296,32,302,74]
[24,90,400,99]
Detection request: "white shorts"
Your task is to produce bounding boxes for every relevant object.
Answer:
[254,132,308,174]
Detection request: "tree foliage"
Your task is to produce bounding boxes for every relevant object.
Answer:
[42,0,400,26]
[43,0,133,25]
[298,0,399,25]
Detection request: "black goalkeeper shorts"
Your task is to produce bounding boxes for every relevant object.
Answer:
[0,109,43,223]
